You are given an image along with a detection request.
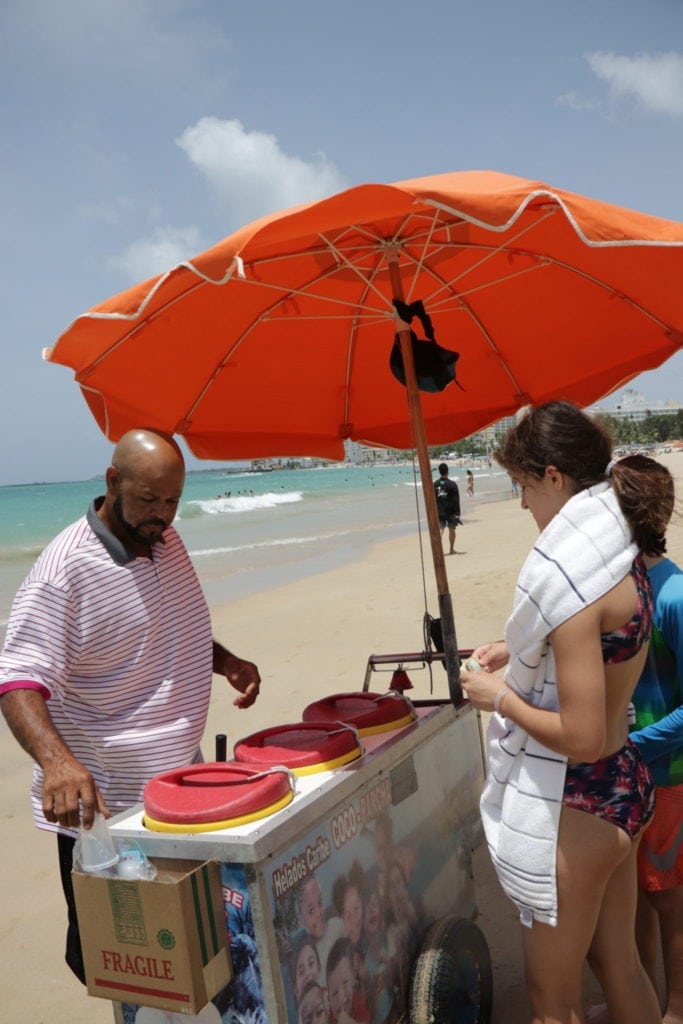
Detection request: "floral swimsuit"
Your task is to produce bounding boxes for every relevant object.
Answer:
[562,557,655,839]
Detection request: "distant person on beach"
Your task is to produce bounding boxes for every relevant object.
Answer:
[0,429,261,987]
[466,470,474,497]
[461,401,671,1024]
[434,462,461,555]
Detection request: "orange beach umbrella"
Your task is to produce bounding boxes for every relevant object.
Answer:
[46,170,683,699]
[47,170,683,459]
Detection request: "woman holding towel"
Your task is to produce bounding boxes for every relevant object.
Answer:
[461,400,673,1024]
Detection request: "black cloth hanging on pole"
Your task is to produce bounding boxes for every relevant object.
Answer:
[389,299,462,393]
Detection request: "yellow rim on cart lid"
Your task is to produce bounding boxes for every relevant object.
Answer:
[143,761,294,828]
[143,789,294,833]
[302,691,417,736]
[234,720,363,775]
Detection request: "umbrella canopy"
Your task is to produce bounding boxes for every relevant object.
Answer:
[46,169,683,460]
[46,170,683,705]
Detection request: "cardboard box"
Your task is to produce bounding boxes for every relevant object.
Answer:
[73,858,232,1013]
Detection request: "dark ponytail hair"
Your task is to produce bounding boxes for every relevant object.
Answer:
[609,455,674,556]
[495,400,674,556]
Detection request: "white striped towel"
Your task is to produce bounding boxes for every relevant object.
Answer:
[480,482,637,926]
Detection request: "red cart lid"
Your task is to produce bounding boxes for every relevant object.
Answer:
[143,761,294,833]
[302,691,417,736]
[234,721,363,775]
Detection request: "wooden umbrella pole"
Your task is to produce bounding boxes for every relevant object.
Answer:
[386,252,462,705]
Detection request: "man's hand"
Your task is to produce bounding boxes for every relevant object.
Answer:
[214,647,261,708]
[42,752,109,829]
[1,687,109,828]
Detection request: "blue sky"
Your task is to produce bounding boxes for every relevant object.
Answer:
[2,0,683,485]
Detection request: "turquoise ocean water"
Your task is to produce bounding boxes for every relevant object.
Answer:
[0,462,511,636]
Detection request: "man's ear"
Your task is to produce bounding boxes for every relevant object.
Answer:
[105,466,119,493]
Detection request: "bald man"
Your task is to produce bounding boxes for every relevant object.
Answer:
[0,429,261,984]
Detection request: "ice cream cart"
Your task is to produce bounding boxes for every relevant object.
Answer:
[87,678,491,1024]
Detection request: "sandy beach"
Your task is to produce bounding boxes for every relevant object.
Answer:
[2,455,682,1023]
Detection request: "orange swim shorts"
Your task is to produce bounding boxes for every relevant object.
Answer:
[637,783,683,892]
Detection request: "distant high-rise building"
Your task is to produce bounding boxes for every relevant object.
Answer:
[343,440,403,463]
[472,414,518,449]
[589,388,682,422]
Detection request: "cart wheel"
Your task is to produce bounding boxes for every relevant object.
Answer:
[408,916,492,1024]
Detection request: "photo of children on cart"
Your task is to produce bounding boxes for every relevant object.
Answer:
[265,720,484,1024]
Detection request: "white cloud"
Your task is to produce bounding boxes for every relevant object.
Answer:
[176,117,348,224]
[109,225,204,282]
[587,51,683,116]
[107,119,347,285]
[555,90,600,112]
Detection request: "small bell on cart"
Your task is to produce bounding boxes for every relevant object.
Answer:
[389,668,413,693]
